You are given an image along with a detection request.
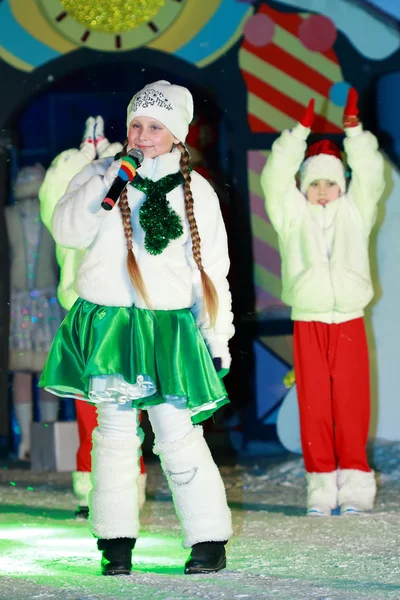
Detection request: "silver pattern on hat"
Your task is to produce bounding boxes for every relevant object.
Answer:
[130,88,173,113]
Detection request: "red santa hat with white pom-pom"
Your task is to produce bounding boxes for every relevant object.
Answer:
[299,139,347,194]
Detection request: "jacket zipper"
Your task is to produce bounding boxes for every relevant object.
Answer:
[323,206,336,324]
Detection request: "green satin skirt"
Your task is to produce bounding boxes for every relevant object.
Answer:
[39,298,229,424]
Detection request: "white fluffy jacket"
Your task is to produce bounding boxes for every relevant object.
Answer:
[40,143,124,311]
[51,149,234,368]
[39,149,91,310]
[261,123,385,323]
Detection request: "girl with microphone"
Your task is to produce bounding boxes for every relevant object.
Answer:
[40,81,234,576]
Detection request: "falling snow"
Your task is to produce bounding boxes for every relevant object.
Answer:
[0,440,400,599]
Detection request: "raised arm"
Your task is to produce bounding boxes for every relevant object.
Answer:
[39,116,97,233]
[51,158,119,250]
[189,173,234,370]
[39,149,95,233]
[260,100,314,232]
[94,115,123,159]
[343,88,385,232]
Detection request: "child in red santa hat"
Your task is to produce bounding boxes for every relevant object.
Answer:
[261,88,385,516]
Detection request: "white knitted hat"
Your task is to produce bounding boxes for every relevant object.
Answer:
[14,163,46,199]
[126,80,194,143]
[300,140,346,194]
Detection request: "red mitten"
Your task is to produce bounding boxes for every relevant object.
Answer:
[343,88,359,128]
[300,99,315,128]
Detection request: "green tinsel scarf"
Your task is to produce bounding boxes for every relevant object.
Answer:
[130,171,186,255]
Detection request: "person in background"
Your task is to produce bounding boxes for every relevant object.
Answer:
[39,116,147,518]
[261,89,385,517]
[7,164,62,460]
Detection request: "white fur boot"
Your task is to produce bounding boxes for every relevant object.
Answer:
[73,470,145,519]
[89,429,141,539]
[14,402,32,460]
[72,471,92,506]
[154,426,232,548]
[338,469,376,515]
[306,471,338,517]
[72,470,92,519]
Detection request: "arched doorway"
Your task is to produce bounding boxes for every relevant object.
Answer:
[1,48,252,453]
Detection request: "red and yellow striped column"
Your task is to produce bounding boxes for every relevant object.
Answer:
[241,4,347,310]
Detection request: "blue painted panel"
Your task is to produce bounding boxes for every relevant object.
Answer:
[175,0,249,64]
[363,0,400,21]
[377,71,400,163]
[254,340,289,425]
[0,1,60,68]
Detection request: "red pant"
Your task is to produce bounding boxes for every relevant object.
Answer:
[293,319,371,473]
[75,401,146,474]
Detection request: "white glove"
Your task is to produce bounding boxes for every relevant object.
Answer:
[80,116,96,161]
[94,115,110,156]
[99,141,123,159]
[103,159,122,189]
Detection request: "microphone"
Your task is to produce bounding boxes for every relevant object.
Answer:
[101,148,144,211]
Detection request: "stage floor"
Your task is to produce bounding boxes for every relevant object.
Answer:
[0,442,399,600]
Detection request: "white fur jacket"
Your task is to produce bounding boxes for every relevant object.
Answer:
[261,123,385,323]
[51,148,234,368]
[39,143,123,311]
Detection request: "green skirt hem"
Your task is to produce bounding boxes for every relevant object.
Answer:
[40,298,229,423]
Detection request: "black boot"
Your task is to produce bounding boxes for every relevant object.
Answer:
[97,538,136,576]
[184,541,227,575]
[74,506,89,520]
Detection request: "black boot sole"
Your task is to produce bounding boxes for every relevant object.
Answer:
[102,566,132,576]
[184,557,226,575]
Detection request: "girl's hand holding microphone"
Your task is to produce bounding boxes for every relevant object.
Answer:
[103,159,122,189]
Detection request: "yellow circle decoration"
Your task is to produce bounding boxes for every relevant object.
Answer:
[148,0,221,54]
[60,0,165,34]
[37,0,186,51]
[8,0,222,62]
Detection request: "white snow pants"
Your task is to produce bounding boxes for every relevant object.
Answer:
[89,401,232,548]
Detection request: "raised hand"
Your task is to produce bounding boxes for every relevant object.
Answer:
[80,116,96,161]
[103,159,122,189]
[343,87,359,128]
[300,99,315,128]
[94,115,110,155]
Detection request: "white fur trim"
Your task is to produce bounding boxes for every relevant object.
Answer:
[207,337,232,371]
[89,429,141,539]
[154,426,232,548]
[72,471,92,506]
[126,80,194,143]
[292,123,310,141]
[300,154,346,194]
[306,471,338,510]
[344,123,363,138]
[338,469,376,511]
[73,469,145,511]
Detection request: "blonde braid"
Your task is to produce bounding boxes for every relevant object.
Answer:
[178,142,218,327]
[118,142,150,307]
